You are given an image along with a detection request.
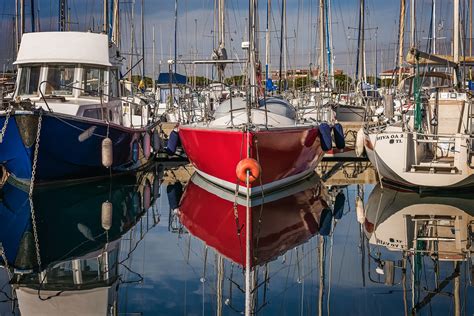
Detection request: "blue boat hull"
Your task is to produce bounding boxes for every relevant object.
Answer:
[0,112,154,183]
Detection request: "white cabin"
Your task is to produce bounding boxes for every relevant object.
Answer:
[14,32,149,128]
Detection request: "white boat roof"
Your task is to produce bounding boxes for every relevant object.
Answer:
[15,32,112,67]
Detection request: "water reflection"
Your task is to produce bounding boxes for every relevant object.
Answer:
[0,173,159,315]
[0,165,473,315]
[364,184,474,315]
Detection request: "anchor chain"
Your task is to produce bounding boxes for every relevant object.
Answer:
[0,106,12,143]
[28,110,43,271]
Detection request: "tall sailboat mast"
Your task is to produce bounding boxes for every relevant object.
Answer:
[326,0,334,87]
[278,0,286,91]
[30,0,35,32]
[15,0,19,52]
[20,0,24,41]
[217,0,226,82]
[432,0,436,55]
[454,0,460,86]
[397,0,406,83]
[141,0,145,83]
[265,0,271,91]
[59,0,67,31]
[103,0,109,34]
[249,0,258,105]
[128,0,135,82]
[355,0,365,87]
[112,0,120,48]
[318,0,326,84]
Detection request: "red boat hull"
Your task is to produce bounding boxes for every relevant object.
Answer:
[179,126,324,194]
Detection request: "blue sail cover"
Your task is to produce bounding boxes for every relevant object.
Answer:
[157,73,187,85]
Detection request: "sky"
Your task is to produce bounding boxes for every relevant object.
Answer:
[0,0,463,79]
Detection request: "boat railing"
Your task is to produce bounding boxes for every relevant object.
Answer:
[408,132,470,168]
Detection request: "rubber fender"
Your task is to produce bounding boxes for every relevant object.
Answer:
[332,123,345,149]
[167,182,183,210]
[333,191,345,220]
[319,123,332,151]
[166,130,180,155]
[319,208,333,236]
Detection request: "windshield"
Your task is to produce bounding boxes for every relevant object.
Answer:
[45,65,76,95]
[18,66,41,95]
[82,67,105,96]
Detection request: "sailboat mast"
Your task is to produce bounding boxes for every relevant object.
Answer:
[58,0,66,31]
[325,0,333,87]
[328,0,334,87]
[141,0,145,82]
[278,0,285,90]
[432,0,436,55]
[112,0,120,48]
[265,0,271,91]
[217,0,225,82]
[249,0,257,105]
[30,0,35,32]
[454,0,460,86]
[103,0,109,34]
[410,0,415,47]
[128,0,135,82]
[470,0,472,56]
[398,0,406,83]
[15,0,18,52]
[174,0,178,74]
[20,0,24,40]
[153,25,156,93]
[318,0,326,83]
[356,0,365,86]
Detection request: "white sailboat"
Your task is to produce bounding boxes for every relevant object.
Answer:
[362,0,474,190]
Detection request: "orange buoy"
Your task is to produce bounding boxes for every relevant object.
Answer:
[236,158,261,184]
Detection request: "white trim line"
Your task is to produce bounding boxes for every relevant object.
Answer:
[194,168,315,196]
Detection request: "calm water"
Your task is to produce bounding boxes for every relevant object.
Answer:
[0,163,473,316]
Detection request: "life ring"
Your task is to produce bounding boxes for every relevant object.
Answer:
[236,158,261,184]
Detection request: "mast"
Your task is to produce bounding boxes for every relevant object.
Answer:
[103,0,109,34]
[141,0,145,83]
[432,0,436,55]
[454,0,460,86]
[410,0,415,47]
[249,0,257,105]
[112,0,120,48]
[265,0,271,91]
[278,0,285,91]
[59,0,67,31]
[217,0,226,82]
[15,0,18,53]
[470,0,472,56]
[356,0,365,86]
[328,0,334,87]
[30,0,35,32]
[128,0,135,82]
[20,0,24,40]
[318,0,326,83]
[283,0,288,86]
[398,0,406,83]
[153,25,156,93]
[174,0,178,74]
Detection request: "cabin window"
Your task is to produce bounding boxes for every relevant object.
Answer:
[45,65,75,95]
[82,67,105,96]
[18,66,41,95]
